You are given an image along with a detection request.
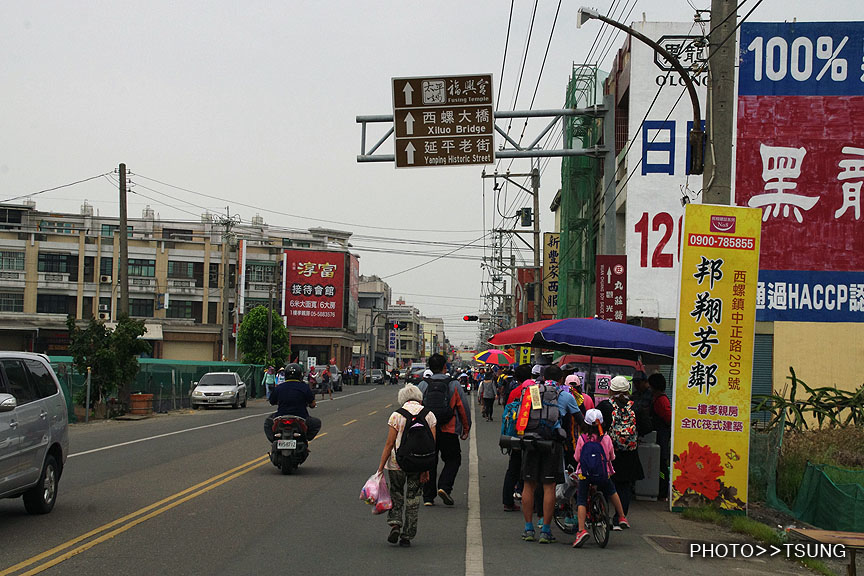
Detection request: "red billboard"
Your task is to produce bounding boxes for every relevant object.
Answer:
[282,250,345,329]
[596,255,627,323]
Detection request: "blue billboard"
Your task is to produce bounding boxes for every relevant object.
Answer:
[756,270,864,322]
[739,21,864,96]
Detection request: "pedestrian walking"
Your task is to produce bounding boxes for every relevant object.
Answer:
[262,366,277,400]
[649,372,672,500]
[376,384,437,547]
[418,353,471,507]
[321,368,332,400]
[501,363,533,512]
[596,376,644,530]
[478,371,496,421]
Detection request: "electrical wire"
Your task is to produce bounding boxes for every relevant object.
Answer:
[1,172,114,203]
[496,0,516,111]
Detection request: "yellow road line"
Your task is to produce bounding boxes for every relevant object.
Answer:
[343,419,357,426]
[368,410,378,415]
[2,456,268,576]
[314,432,328,439]
[385,403,393,408]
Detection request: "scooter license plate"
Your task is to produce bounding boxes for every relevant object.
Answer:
[277,439,297,450]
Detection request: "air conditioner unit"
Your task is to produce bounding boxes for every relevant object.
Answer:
[98,304,109,312]
[98,312,110,320]
[100,275,112,284]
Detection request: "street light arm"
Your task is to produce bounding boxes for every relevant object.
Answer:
[578,7,705,174]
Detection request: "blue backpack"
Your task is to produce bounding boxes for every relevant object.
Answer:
[500,399,521,438]
[579,434,609,483]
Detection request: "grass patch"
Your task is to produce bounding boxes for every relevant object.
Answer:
[683,507,839,576]
[777,426,864,505]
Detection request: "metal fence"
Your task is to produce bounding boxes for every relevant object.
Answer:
[49,356,265,421]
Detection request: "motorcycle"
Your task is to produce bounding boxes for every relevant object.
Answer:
[266,414,310,475]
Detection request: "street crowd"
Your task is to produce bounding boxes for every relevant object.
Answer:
[371,353,673,548]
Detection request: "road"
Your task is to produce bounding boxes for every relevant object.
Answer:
[0,386,810,576]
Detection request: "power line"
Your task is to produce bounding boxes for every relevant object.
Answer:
[1,172,114,203]
[496,0,516,111]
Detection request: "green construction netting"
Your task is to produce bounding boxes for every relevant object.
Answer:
[790,463,864,532]
[49,356,265,421]
[749,413,786,503]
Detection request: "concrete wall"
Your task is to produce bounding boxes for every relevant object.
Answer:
[773,322,864,394]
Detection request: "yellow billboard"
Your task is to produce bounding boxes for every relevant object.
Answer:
[671,204,761,513]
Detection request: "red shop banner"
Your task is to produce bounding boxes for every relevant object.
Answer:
[596,255,627,323]
[282,250,345,329]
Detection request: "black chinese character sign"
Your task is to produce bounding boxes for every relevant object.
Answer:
[671,204,762,514]
[392,74,495,168]
[282,250,346,329]
[542,233,560,316]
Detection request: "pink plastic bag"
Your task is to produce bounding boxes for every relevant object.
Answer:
[360,471,392,514]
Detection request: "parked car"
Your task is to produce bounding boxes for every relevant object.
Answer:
[309,365,342,391]
[367,369,385,385]
[191,372,247,409]
[0,352,69,514]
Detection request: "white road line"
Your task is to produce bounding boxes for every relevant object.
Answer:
[465,396,484,576]
[70,387,376,458]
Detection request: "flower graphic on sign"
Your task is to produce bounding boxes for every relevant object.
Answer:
[673,441,724,501]
[748,144,818,223]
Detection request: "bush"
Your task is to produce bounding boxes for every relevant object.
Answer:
[777,426,864,505]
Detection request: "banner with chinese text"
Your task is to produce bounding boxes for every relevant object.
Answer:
[542,233,560,316]
[736,21,864,322]
[282,250,345,329]
[671,204,762,513]
[596,255,627,322]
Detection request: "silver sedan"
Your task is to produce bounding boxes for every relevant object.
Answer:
[191,372,247,409]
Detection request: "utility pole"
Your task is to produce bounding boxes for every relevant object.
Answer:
[118,163,129,317]
[703,0,736,205]
[531,164,541,325]
[267,284,274,361]
[217,207,238,362]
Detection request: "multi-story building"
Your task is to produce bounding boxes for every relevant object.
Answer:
[357,275,392,369]
[0,201,358,364]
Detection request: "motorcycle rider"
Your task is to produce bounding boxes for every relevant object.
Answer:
[267,362,321,441]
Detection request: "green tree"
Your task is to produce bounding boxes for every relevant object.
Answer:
[237,306,289,366]
[66,314,151,413]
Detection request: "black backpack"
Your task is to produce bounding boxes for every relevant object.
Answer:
[395,407,436,473]
[523,383,561,440]
[424,379,454,426]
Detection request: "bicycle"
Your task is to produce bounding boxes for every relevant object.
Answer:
[553,469,612,548]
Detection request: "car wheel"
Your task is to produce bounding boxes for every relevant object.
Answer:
[23,454,59,514]
[192,403,200,410]
[232,395,240,409]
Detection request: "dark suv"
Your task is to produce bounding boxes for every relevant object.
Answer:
[0,352,69,514]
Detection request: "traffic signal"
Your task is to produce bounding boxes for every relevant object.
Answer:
[386,321,401,330]
[463,315,479,321]
[393,322,400,330]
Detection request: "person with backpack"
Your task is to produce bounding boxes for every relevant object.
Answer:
[418,353,471,507]
[596,376,644,530]
[501,363,533,512]
[572,409,630,548]
[478,370,497,421]
[649,372,672,500]
[518,364,581,544]
[376,383,437,547]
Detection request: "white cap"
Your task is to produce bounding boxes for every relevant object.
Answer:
[531,365,542,375]
[584,408,604,425]
[610,375,631,393]
[423,369,433,378]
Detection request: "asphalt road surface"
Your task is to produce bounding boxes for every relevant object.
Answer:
[0,386,812,576]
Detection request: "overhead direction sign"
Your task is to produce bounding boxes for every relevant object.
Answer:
[392,74,495,168]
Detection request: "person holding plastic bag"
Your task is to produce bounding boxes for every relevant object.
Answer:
[360,471,392,515]
[375,383,437,547]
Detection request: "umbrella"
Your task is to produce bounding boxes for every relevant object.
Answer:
[473,349,515,366]
[488,318,674,364]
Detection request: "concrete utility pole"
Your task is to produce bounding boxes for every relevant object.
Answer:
[531,164,541,325]
[703,0,737,205]
[118,163,129,317]
[218,207,238,362]
[267,284,274,361]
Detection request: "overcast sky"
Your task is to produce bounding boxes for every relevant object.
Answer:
[1,0,860,346]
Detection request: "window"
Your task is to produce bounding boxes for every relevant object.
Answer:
[39,220,75,234]
[23,359,58,399]
[0,251,24,271]
[38,253,71,274]
[100,257,113,277]
[166,299,194,319]
[209,263,220,287]
[37,294,74,314]
[1,359,36,404]
[0,208,23,228]
[246,263,275,283]
[163,228,194,240]
[101,224,133,238]
[244,298,269,313]
[0,293,23,312]
[168,261,195,278]
[128,259,155,277]
[130,298,153,317]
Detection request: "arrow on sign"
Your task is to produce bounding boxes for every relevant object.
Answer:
[403,83,414,106]
[404,112,415,135]
[405,142,416,165]
[607,267,612,285]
